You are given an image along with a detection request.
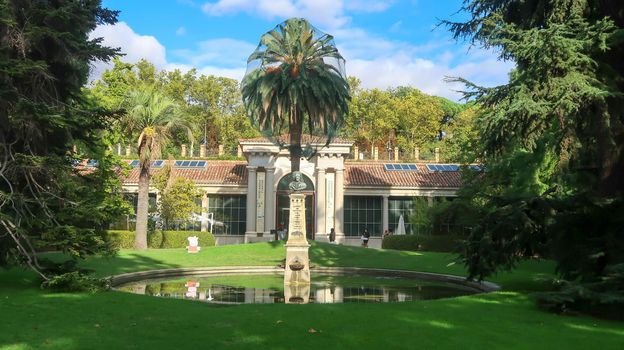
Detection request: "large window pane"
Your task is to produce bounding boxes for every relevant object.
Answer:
[344,196,382,237]
[207,194,246,235]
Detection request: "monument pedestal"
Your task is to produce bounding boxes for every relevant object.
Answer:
[284,193,311,285]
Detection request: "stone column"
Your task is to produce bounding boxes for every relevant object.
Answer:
[264,167,276,233]
[218,144,224,156]
[284,193,310,286]
[353,146,359,160]
[201,193,209,232]
[245,166,257,242]
[373,147,379,161]
[414,147,420,161]
[315,167,327,241]
[181,144,187,157]
[435,147,440,163]
[117,143,122,156]
[382,195,389,233]
[200,144,206,158]
[125,145,131,157]
[394,147,399,161]
[334,168,345,243]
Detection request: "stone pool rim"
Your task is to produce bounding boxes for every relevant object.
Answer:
[110,266,500,293]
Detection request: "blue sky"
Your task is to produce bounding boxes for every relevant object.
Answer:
[93,0,512,100]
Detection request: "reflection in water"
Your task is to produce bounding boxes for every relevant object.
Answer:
[117,274,478,305]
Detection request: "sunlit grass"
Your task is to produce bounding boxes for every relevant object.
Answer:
[1,242,622,350]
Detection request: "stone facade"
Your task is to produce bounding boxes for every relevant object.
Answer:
[117,137,463,248]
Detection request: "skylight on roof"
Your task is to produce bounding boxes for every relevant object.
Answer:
[383,163,418,171]
[426,164,460,172]
[128,160,166,168]
[174,160,207,168]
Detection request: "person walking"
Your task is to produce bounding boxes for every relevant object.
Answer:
[361,228,370,248]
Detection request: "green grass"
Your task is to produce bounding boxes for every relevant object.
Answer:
[1,242,623,350]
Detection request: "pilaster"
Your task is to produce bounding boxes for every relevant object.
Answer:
[315,167,327,241]
[245,166,257,242]
[334,168,345,243]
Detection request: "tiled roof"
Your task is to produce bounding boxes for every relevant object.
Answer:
[119,160,462,188]
[121,160,247,185]
[239,134,352,145]
[345,162,462,188]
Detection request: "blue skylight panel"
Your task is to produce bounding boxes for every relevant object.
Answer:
[129,160,139,168]
[427,164,461,172]
[173,160,207,168]
[384,163,418,171]
[152,160,164,167]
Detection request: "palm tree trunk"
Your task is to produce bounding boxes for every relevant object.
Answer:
[135,165,150,249]
[289,111,303,172]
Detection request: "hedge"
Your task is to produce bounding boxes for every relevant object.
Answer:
[381,234,462,253]
[107,230,216,249]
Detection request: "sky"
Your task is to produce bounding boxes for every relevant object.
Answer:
[92,0,513,100]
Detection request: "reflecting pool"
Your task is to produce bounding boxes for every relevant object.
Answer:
[116,273,479,304]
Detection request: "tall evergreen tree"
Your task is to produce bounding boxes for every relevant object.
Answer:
[0,0,121,279]
[442,1,624,313]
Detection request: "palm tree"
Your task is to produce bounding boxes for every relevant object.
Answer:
[241,18,350,172]
[121,89,191,249]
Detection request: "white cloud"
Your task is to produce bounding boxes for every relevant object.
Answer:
[89,21,512,101]
[176,26,187,36]
[88,22,167,80]
[344,0,395,13]
[201,0,352,29]
[172,38,256,67]
[348,51,513,100]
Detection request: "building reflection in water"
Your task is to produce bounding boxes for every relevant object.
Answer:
[118,275,476,304]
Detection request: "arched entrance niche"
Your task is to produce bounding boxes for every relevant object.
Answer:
[276,172,315,240]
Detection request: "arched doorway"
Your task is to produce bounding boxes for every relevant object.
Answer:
[276,172,315,240]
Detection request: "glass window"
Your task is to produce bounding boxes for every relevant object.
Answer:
[207,194,247,235]
[344,196,382,237]
[388,197,424,235]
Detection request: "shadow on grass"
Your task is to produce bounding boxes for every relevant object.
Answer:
[1,283,623,350]
[1,243,621,350]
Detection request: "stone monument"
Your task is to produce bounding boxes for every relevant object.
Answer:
[284,171,311,286]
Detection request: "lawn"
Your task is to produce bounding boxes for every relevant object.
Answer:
[1,242,623,350]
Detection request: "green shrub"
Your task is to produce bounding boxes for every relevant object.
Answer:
[107,230,216,249]
[154,231,216,248]
[382,234,461,253]
[107,230,135,249]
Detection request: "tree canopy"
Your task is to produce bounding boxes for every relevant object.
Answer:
[441,0,624,313]
[241,18,351,171]
[0,0,125,279]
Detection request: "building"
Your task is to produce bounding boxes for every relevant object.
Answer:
[120,136,463,248]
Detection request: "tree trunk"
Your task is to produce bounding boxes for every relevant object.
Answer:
[289,111,303,172]
[135,165,150,249]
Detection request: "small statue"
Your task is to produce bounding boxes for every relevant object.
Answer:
[288,171,307,191]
